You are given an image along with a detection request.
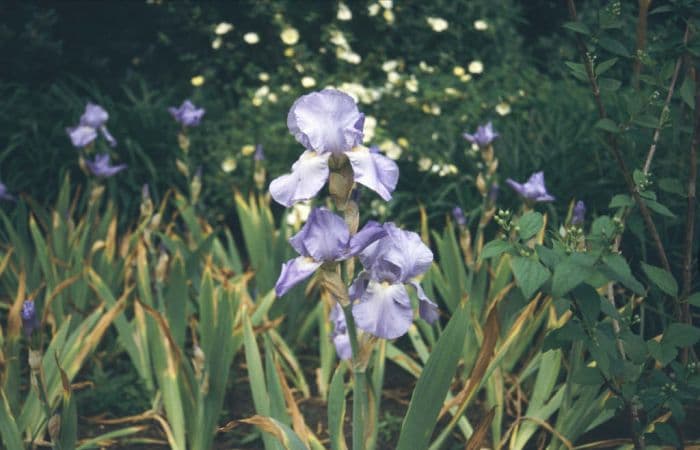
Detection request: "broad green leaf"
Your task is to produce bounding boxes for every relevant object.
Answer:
[641,262,678,297]
[595,58,618,76]
[645,199,676,218]
[601,255,645,295]
[679,77,695,109]
[481,240,512,259]
[551,255,594,298]
[598,77,622,92]
[396,300,469,450]
[511,257,550,299]
[663,323,700,348]
[517,212,543,241]
[563,21,590,35]
[658,178,685,197]
[609,194,633,208]
[595,118,619,133]
[599,37,629,57]
[688,292,700,307]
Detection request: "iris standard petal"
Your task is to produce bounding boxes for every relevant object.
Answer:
[274,256,323,297]
[346,146,399,201]
[81,103,109,128]
[289,208,350,261]
[348,220,386,256]
[352,280,413,339]
[507,172,555,203]
[270,151,331,207]
[348,271,370,301]
[287,89,364,154]
[410,281,439,324]
[67,125,98,148]
[100,126,117,147]
[379,224,433,281]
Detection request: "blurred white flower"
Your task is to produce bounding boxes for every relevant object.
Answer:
[495,102,511,116]
[460,74,473,83]
[330,30,349,49]
[221,157,237,173]
[267,92,278,103]
[211,37,222,49]
[444,87,460,96]
[337,2,352,21]
[387,71,401,84]
[383,9,395,23]
[244,32,260,44]
[301,76,316,88]
[397,137,408,147]
[405,75,419,93]
[280,27,300,45]
[427,17,449,32]
[337,48,361,64]
[368,3,380,15]
[453,66,465,76]
[422,103,441,115]
[215,22,233,35]
[381,60,398,72]
[191,75,205,87]
[259,72,270,82]
[281,84,291,92]
[363,115,377,142]
[254,85,270,98]
[474,19,489,30]
[284,47,295,57]
[439,164,459,177]
[468,60,484,74]
[251,97,263,107]
[418,157,432,171]
[380,139,402,160]
[378,0,392,8]
[286,201,312,228]
[419,61,435,73]
[241,145,255,156]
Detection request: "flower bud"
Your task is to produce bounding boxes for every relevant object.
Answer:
[452,206,467,227]
[176,159,190,178]
[28,349,42,371]
[140,184,153,218]
[178,132,190,153]
[89,184,105,204]
[155,249,170,283]
[48,413,61,443]
[328,156,354,210]
[476,173,487,196]
[190,166,202,204]
[21,300,38,337]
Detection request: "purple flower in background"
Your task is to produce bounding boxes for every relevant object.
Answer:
[21,300,38,337]
[85,153,127,178]
[0,181,15,201]
[254,144,265,161]
[572,200,586,225]
[66,102,117,148]
[330,302,352,360]
[169,100,205,127]
[488,183,500,203]
[275,208,385,296]
[452,206,467,227]
[463,122,499,148]
[506,171,555,203]
[270,89,399,207]
[351,223,438,339]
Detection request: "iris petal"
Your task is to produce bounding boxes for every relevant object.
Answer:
[287,89,364,154]
[270,151,330,207]
[274,256,322,297]
[352,280,413,339]
[346,146,399,201]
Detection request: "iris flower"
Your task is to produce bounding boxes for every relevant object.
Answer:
[330,302,352,360]
[86,153,127,178]
[463,122,498,148]
[0,182,15,201]
[270,89,399,207]
[22,300,38,337]
[572,200,586,225]
[275,207,385,296]
[168,100,205,127]
[452,206,466,226]
[506,171,555,203]
[67,102,117,148]
[351,223,438,339]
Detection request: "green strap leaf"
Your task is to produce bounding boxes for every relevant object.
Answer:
[396,300,469,450]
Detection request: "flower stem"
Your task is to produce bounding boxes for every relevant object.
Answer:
[342,304,369,450]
